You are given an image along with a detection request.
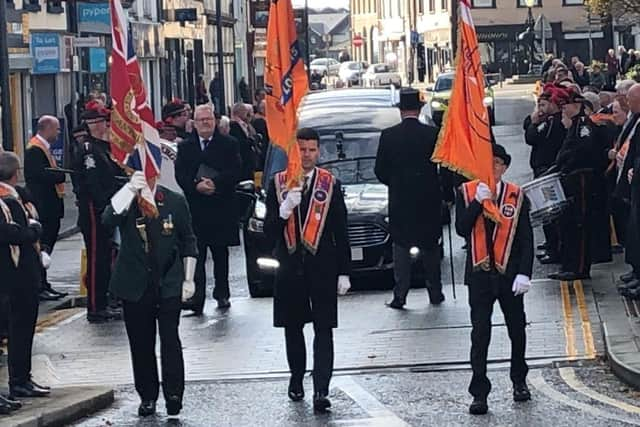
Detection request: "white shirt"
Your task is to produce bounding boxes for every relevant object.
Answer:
[199,135,213,151]
[35,134,51,150]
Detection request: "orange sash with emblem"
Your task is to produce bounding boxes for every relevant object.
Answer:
[275,168,334,255]
[28,136,64,198]
[462,180,523,274]
[0,182,41,256]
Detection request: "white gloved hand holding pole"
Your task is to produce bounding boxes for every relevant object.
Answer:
[182,257,197,302]
[337,275,351,295]
[475,182,492,203]
[279,187,303,220]
[111,171,147,214]
[512,274,531,296]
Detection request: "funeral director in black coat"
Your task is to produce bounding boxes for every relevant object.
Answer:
[264,128,351,413]
[455,144,534,416]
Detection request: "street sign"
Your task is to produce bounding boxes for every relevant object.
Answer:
[73,36,101,48]
[353,35,363,48]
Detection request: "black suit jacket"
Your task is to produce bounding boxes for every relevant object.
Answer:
[264,171,350,328]
[455,186,533,286]
[175,130,242,246]
[24,144,66,221]
[614,113,640,202]
[524,112,566,172]
[375,117,452,248]
[0,187,42,294]
[229,121,256,181]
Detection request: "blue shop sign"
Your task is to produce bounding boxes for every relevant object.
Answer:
[77,2,111,34]
[89,48,107,73]
[30,33,60,75]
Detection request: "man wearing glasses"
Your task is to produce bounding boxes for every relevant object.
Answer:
[175,104,242,314]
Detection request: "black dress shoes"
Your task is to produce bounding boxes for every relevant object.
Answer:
[28,379,50,391]
[469,397,488,415]
[39,290,61,302]
[138,400,156,417]
[621,285,640,299]
[288,378,304,402]
[181,299,204,316]
[87,310,117,323]
[548,271,589,281]
[313,393,331,413]
[10,381,50,398]
[0,400,11,415]
[166,395,182,416]
[217,298,231,309]
[539,255,560,265]
[513,383,531,402]
[386,299,405,310]
[429,291,445,305]
[618,279,639,291]
[44,283,68,298]
[0,394,22,410]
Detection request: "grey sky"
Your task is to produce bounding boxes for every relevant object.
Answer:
[292,0,349,9]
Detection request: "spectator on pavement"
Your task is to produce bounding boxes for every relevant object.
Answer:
[209,72,222,114]
[0,151,52,406]
[24,115,69,302]
[606,49,621,89]
[218,115,231,136]
[573,62,590,88]
[230,102,258,181]
[590,64,606,90]
[238,77,251,104]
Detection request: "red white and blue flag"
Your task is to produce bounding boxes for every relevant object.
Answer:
[109,0,161,217]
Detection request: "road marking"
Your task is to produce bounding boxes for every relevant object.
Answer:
[35,308,84,333]
[560,281,578,359]
[529,370,640,425]
[572,280,596,359]
[559,367,640,414]
[332,376,411,427]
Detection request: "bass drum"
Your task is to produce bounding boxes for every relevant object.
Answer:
[158,140,182,194]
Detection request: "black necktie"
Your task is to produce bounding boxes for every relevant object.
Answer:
[202,139,210,150]
[303,176,310,194]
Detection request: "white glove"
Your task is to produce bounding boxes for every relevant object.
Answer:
[337,275,351,295]
[127,171,147,192]
[512,274,531,296]
[41,251,51,269]
[182,257,197,302]
[279,188,302,220]
[475,182,492,203]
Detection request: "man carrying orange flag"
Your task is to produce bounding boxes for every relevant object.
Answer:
[265,0,308,188]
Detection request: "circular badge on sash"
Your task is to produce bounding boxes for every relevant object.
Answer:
[314,189,328,203]
[501,204,516,219]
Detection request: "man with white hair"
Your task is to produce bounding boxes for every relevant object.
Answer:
[24,115,68,302]
[617,79,636,96]
[217,115,231,136]
[230,102,257,181]
[175,104,242,314]
[606,48,621,89]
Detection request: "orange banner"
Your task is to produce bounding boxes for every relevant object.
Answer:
[265,0,308,187]
[431,0,499,220]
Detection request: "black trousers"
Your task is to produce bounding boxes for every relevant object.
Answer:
[78,202,112,314]
[7,287,39,387]
[284,323,334,395]
[612,197,629,247]
[122,287,184,403]
[39,216,61,291]
[560,171,592,276]
[194,240,229,310]
[607,73,617,89]
[392,243,442,303]
[468,273,528,399]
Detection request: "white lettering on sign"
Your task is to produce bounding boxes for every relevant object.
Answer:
[35,46,59,61]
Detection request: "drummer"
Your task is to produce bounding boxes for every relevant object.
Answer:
[524,84,566,264]
[549,88,601,281]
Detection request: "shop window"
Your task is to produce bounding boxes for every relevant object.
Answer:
[23,0,41,12]
[6,0,15,10]
[472,0,495,7]
[517,0,541,6]
[562,0,582,5]
[46,0,63,14]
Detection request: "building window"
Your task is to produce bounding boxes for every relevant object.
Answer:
[23,0,41,12]
[428,0,434,11]
[46,0,63,13]
[442,0,448,10]
[562,0,582,4]
[517,0,541,6]
[472,0,495,7]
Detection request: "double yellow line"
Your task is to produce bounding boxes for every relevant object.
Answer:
[560,280,596,360]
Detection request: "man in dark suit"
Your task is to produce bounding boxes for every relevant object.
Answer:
[175,104,242,314]
[455,144,533,415]
[229,102,257,181]
[102,171,198,418]
[375,88,452,309]
[264,127,351,413]
[0,152,52,403]
[24,115,68,301]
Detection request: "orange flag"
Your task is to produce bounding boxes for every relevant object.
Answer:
[265,0,308,187]
[431,0,499,220]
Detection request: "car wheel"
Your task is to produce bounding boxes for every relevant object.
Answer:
[249,282,273,298]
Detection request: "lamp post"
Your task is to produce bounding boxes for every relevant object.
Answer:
[524,0,536,74]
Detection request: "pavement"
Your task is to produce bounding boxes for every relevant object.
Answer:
[5,82,640,425]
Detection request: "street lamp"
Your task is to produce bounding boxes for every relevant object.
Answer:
[524,0,536,74]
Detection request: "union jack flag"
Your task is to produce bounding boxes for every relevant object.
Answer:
[109,0,161,217]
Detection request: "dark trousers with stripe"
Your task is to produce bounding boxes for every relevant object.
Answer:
[78,202,112,314]
[560,171,593,276]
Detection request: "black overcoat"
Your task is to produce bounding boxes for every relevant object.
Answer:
[374,117,451,249]
[264,170,350,329]
[175,130,242,246]
[24,144,66,221]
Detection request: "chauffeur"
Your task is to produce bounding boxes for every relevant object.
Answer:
[102,171,198,418]
[264,127,351,413]
[456,144,534,415]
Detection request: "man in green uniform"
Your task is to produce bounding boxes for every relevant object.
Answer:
[102,171,198,418]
